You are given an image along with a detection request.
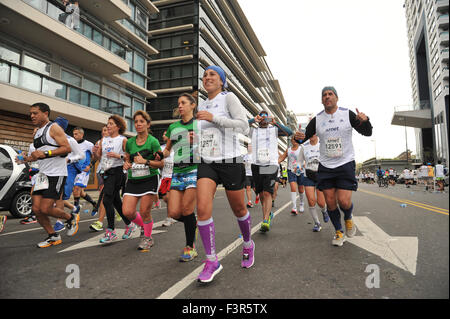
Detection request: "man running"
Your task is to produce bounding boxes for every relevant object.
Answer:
[25,103,80,247]
[295,87,372,246]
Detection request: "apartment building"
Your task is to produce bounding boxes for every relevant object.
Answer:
[147,0,297,152]
[392,0,449,164]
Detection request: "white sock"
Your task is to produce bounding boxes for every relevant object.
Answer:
[290,192,297,210]
[309,206,320,224]
[299,192,304,205]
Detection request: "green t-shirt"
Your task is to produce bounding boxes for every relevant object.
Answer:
[125,135,161,180]
[165,118,198,173]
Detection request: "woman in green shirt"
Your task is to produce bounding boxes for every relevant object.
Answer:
[162,93,198,262]
[122,110,164,252]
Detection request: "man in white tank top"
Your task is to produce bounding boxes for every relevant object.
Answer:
[25,103,80,248]
[295,87,372,247]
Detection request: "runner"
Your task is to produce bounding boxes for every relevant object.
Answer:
[278,137,306,215]
[249,110,292,232]
[25,103,80,247]
[162,93,199,261]
[281,164,288,188]
[403,167,413,188]
[72,127,96,211]
[295,87,373,247]
[298,134,329,232]
[122,110,163,251]
[89,126,108,231]
[160,130,177,227]
[94,115,132,244]
[435,160,446,192]
[195,65,252,283]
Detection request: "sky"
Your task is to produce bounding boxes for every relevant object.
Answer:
[239,0,417,163]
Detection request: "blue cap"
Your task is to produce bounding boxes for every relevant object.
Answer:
[205,65,228,89]
[54,116,68,131]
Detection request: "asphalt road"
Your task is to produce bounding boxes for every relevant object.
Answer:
[0,182,448,303]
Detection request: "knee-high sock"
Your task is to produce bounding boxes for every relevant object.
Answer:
[143,219,153,238]
[341,203,353,220]
[237,211,252,247]
[298,192,304,205]
[197,218,216,261]
[132,211,144,227]
[290,192,297,210]
[309,206,320,224]
[183,213,197,248]
[328,208,342,232]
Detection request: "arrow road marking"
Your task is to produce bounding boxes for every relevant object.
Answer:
[346,216,419,276]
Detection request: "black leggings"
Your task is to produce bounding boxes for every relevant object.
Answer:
[102,167,130,229]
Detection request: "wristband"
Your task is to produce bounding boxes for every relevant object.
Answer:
[44,150,52,158]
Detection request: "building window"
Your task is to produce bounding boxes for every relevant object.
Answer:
[23,54,50,75]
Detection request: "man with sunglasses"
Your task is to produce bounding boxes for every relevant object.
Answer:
[249,111,293,232]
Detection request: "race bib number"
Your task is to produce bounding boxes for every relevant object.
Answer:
[257,148,270,163]
[200,132,221,157]
[131,163,150,178]
[100,157,113,172]
[325,137,343,158]
[34,173,49,191]
[306,159,320,172]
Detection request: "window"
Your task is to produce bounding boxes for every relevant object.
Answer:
[134,52,145,74]
[61,70,82,86]
[23,55,50,75]
[83,78,101,94]
[0,44,20,64]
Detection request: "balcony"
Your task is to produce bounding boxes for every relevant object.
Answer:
[77,0,131,23]
[442,48,449,63]
[436,0,449,12]
[0,59,130,130]
[439,31,449,45]
[437,13,449,28]
[0,0,129,77]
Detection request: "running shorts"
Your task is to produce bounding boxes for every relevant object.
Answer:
[197,161,245,191]
[251,164,278,195]
[317,161,358,191]
[74,171,90,188]
[123,174,160,197]
[159,177,172,196]
[171,169,197,191]
[33,175,67,200]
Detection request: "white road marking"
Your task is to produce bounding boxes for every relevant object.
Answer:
[157,200,293,299]
[346,216,419,275]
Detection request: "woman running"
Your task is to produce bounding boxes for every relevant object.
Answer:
[122,110,163,251]
[96,115,133,244]
[278,137,306,215]
[298,134,329,232]
[162,93,199,261]
[195,65,252,283]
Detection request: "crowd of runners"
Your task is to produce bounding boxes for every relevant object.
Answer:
[0,66,377,284]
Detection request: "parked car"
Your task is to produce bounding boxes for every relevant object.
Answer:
[0,144,33,218]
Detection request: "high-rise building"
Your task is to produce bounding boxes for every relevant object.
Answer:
[148,0,297,152]
[0,0,159,187]
[393,0,449,164]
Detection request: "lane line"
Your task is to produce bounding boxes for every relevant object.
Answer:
[359,189,449,216]
[157,200,293,299]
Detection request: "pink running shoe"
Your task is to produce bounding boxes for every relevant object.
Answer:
[197,259,223,283]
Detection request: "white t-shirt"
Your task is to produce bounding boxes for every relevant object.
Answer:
[160,144,174,179]
[287,146,302,173]
[299,140,320,172]
[33,122,67,176]
[435,164,444,178]
[100,135,126,171]
[251,126,279,166]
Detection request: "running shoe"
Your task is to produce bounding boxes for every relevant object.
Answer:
[299,203,305,213]
[37,234,62,248]
[89,221,103,232]
[241,240,255,269]
[20,215,37,224]
[138,236,153,252]
[260,220,270,232]
[332,230,345,247]
[246,201,254,208]
[345,219,356,238]
[313,222,322,232]
[66,213,80,237]
[197,259,223,283]
[0,215,6,233]
[268,212,274,226]
[90,209,98,217]
[99,228,117,244]
[322,210,330,223]
[122,222,137,239]
[115,212,122,222]
[255,195,260,205]
[179,246,198,262]
[291,209,298,216]
[54,220,65,232]
[162,217,176,227]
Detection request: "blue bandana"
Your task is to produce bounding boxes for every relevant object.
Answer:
[205,65,228,89]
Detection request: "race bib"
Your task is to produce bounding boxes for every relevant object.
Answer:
[257,148,270,163]
[131,163,150,178]
[325,137,343,158]
[34,173,49,191]
[200,132,221,157]
[100,157,113,172]
[306,159,320,172]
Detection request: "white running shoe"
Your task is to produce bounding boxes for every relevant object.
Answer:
[162,217,176,227]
